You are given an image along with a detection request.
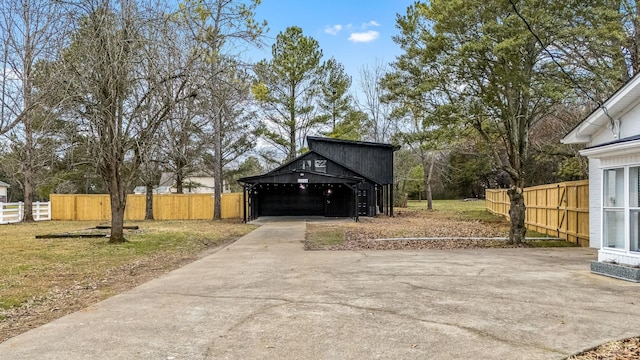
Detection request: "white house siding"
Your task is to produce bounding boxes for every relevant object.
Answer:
[562,73,640,267]
[590,125,616,146]
[599,252,640,266]
[590,106,640,146]
[600,153,640,167]
[0,181,8,202]
[619,103,640,137]
[588,158,601,249]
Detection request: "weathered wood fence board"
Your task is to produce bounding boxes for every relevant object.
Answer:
[50,193,243,221]
[485,180,589,247]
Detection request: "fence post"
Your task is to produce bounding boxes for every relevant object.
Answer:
[0,202,3,223]
[18,202,24,222]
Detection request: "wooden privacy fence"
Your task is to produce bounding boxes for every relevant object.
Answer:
[485,180,589,247]
[50,193,243,221]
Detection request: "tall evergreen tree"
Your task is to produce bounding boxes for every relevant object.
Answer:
[252,26,328,160]
[318,57,352,132]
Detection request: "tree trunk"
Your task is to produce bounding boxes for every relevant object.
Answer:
[427,158,434,211]
[213,110,222,220]
[107,163,127,243]
[422,153,434,211]
[22,168,34,222]
[109,189,127,243]
[175,168,184,194]
[289,85,296,160]
[507,185,526,245]
[145,184,154,220]
[23,100,34,222]
[22,29,34,222]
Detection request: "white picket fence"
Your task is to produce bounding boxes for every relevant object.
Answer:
[0,202,51,224]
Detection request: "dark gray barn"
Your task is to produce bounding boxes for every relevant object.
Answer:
[239,136,398,221]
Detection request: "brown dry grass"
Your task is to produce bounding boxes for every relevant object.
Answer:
[0,220,256,343]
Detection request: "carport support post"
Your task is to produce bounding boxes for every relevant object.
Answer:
[383,185,389,216]
[389,184,393,217]
[242,186,247,223]
[351,184,358,222]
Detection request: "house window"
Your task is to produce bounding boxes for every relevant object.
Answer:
[631,167,640,252]
[603,168,624,249]
[602,167,640,252]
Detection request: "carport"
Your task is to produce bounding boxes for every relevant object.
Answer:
[239,169,363,220]
[239,136,398,222]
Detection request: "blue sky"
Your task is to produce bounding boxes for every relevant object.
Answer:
[246,0,415,85]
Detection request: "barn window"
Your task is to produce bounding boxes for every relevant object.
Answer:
[314,160,327,173]
[299,160,312,170]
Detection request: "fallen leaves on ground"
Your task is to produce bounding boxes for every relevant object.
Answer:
[318,209,516,250]
[567,337,640,360]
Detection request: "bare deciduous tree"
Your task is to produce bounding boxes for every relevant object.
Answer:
[357,60,397,143]
[204,58,256,219]
[0,0,68,220]
[177,0,265,220]
[54,0,192,242]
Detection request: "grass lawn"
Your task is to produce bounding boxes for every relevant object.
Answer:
[0,220,256,314]
[305,224,345,250]
[406,199,503,222]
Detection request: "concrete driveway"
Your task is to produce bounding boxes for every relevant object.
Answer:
[0,220,639,359]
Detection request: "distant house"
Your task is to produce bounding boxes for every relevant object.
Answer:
[0,180,8,202]
[562,73,640,267]
[134,173,229,195]
[239,136,399,221]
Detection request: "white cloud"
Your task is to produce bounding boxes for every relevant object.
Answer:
[362,20,380,28]
[348,30,379,43]
[324,24,343,36]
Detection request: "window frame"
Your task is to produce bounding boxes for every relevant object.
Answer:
[601,166,640,253]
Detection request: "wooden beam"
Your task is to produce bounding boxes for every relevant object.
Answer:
[36,234,108,239]
[95,225,139,230]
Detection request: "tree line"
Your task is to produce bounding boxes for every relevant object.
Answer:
[0,0,636,244]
